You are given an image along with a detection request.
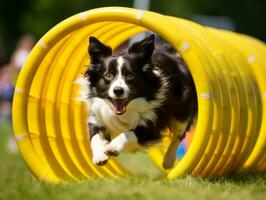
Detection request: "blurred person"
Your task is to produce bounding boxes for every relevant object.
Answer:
[0,65,15,154]
[0,65,16,153]
[9,34,35,75]
[0,38,9,124]
[0,34,35,153]
[0,66,13,122]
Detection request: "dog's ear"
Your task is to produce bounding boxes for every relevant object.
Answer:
[128,34,155,64]
[88,36,112,64]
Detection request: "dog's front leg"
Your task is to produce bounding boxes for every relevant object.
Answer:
[89,123,110,166]
[105,121,160,156]
[105,131,138,156]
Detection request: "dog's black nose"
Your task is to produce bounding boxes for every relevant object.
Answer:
[113,87,124,97]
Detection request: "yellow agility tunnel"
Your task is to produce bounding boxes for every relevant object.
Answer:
[12,7,266,183]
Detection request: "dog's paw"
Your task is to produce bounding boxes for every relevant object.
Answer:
[106,149,119,157]
[105,142,124,157]
[162,159,175,169]
[92,152,109,166]
[162,153,176,169]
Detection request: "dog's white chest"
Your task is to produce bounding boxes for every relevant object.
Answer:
[89,97,157,135]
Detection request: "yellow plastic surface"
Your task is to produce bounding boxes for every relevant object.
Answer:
[12,7,266,183]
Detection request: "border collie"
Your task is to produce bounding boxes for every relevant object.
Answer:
[83,34,197,169]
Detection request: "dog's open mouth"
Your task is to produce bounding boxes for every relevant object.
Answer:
[111,98,127,115]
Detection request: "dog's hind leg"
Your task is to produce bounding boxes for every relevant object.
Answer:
[162,120,188,169]
[163,138,181,169]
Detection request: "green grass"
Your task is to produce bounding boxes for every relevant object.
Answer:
[1,122,266,200]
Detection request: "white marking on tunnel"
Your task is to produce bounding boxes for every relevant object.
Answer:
[136,11,144,19]
[40,174,49,181]
[248,55,256,64]
[212,50,221,56]
[15,135,27,141]
[222,70,228,75]
[179,42,190,53]
[200,92,213,99]
[15,87,23,94]
[231,72,237,77]
[80,11,89,20]
[38,40,47,49]
[263,93,266,99]
[71,97,85,102]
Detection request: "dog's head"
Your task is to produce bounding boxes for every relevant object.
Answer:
[85,34,159,115]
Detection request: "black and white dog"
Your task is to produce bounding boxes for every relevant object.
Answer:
[83,34,197,169]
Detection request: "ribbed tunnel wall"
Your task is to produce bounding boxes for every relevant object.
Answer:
[12,7,266,183]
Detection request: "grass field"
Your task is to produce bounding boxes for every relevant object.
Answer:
[1,121,266,200]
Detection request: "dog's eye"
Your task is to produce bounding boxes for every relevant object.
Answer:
[126,74,134,80]
[103,73,114,81]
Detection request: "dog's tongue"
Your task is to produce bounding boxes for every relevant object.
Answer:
[112,99,126,115]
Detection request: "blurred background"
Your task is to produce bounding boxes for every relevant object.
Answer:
[0,0,265,154]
